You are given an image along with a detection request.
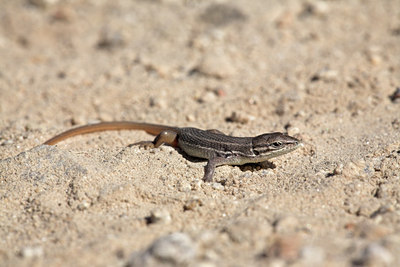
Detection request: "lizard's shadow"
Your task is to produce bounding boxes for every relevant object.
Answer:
[126,144,276,174]
[176,148,277,172]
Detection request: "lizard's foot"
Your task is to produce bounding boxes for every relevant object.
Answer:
[128,141,155,149]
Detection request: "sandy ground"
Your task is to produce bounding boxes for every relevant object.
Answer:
[1,0,400,266]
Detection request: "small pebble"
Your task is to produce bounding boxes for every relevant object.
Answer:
[300,246,325,265]
[368,54,382,65]
[268,259,286,267]
[69,116,87,126]
[149,208,172,225]
[190,179,203,191]
[19,246,43,258]
[311,69,338,82]
[357,198,381,217]
[225,111,254,124]
[267,234,303,261]
[351,221,390,240]
[375,183,391,199]
[77,200,90,211]
[199,3,246,27]
[389,87,400,103]
[28,0,59,8]
[341,160,367,179]
[141,59,173,78]
[391,119,400,129]
[186,114,196,122]
[127,233,196,266]
[97,28,125,50]
[149,97,168,109]
[223,219,273,244]
[358,243,393,266]
[300,1,330,17]
[333,163,344,175]
[200,91,218,103]
[177,180,192,192]
[183,198,203,211]
[370,157,383,172]
[343,198,360,215]
[51,7,73,22]
[195,51,236,79]
[212,182,224,190]
[193,261,217,267]
[1,139,14,146]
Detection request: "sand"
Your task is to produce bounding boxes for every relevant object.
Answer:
[1,0,400,266]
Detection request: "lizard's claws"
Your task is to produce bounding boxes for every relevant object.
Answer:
[129,141,155,149]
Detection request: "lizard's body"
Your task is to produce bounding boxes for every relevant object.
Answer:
[44,121,301,182]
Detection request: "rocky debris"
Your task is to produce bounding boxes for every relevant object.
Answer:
[341,159,370,179]
[300,1,330,18]
[365,46,383,66]
[300,245,325,266]
[96,28,125,50]
[225,111,255,124]
[177,180,192,192]
[19,246,43,258]
[310,69,339,83]
[193,50,237,79]
[389,87,400,103]
[199,3,247,27]
[126,233,197,266]
[183,198,203,211]
[392,119,400,130]
[197,91,218,104]
[28,0,59,8]
[223,219,273,245]
[357,198,381,218]
[77,200,91,211]
[353,243,394,266]
[347,221,391,241]
[265,234,303,262]
[212,182,224,191]
[148,208,172,225]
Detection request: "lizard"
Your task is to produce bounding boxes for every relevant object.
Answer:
[44,121,302,182]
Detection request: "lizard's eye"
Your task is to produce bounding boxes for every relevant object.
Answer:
[271,141,283,148]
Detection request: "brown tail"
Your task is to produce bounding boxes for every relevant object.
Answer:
[44,121,177,145]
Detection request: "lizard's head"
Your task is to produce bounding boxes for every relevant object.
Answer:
[252,132,302,158]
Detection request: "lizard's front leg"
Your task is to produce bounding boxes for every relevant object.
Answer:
[203,156,229,182]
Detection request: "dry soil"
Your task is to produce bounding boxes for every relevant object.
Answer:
[1,0,400,266]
